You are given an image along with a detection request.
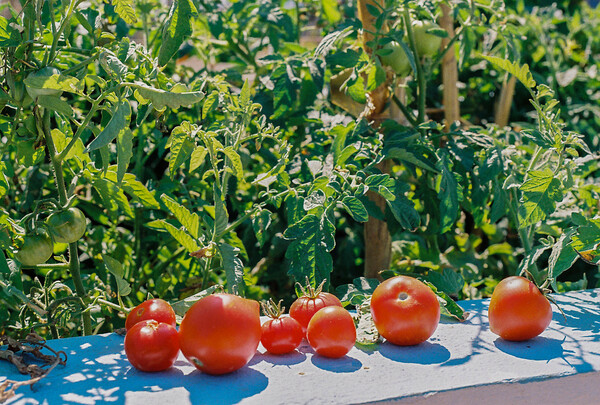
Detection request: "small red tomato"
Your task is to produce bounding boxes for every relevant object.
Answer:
[289,280,343,334]
[488,276,553,341]
[260,299,303,355]
[124,320,179,372]
[370,275,440,346]
[179,293,261,375]
[125,298,176,331]
[307,306,356,358]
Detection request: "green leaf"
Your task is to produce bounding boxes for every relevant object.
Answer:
[167,125,195,179]
[116,129,133,186]
[131,82,204,110]
[571,217,600,252]
[121,176,160,209]
[92,178,134,217]
[36,95,73,116]
[100,51,128,78]
[490,180,507,223]
[252,209,272,247]
[171,285,218,317]
[0,16,21,46]
[425,268,464,296]
[340,196,369,222]
[157,0,197,66]
[548,230,579,291]
[85,101,131,152]
[424,281,467,322]
[436,154,459,233]
[222,146,244,181]
[365,174,395,201]
[354,300,381,346]
[321,0,341,23]
[214,186,228,237]
[479,54,536,90]
[314,27,353,58]
[160,194,200,239]
[112,0,137,24]
[518,169,563,228]
[202,91,219,117]
[335,277,379,306]
[284,214,335,287]
[23,72,81,95]
[190,146,207,173]
[154,219,200,252]
[218,243,245,296]
[103,255,132,296]
[385,147,439,173]
[387,185,420,232]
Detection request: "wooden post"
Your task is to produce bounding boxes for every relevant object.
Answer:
[356,0,392,280]
[439,4,460,130]
[495,75,517,127]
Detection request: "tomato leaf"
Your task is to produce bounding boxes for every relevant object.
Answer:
[518,169,563,228]
[548,230,579,291]
[171,285,219,318]
[218,242,245,296]
[424,281,468,322]
[167,124,195,180]
[252,209,272,248]
[387,182,420,232]
[131,82,204,110]
[85,100,131,152]
[157,0,197,66]
[436,153,460,234]
[479,54,536,90]
[116,129,133,186]
[340,196,369,223]
[160,194,200,239]
[103,254,132,297]
[152,219,200,253]
[112,0,137,24]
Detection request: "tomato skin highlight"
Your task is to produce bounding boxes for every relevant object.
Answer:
[124,320,179,372]
[289,292,343,334]
[125,298,177,331]
[488,276,553,341]
[261,316,303,355]
[46,207,87,244]
[371,276,440,346]
[179,293,261,375]
[307,306,356,358]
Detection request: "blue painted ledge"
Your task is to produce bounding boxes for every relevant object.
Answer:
[3,289,600,405]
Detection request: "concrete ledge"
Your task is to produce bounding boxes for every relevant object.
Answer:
[2,289,600,404]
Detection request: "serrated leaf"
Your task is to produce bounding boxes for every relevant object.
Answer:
[222,146,244,181]
[86,101,131,152]
[156,219,200,252]
[121,176,160,209]
[340,196,369,222]
[387,186,420,231]
[167,125,195,179]
[158,0,197,66]
[571,217,600,252]
[425,281,467,322]
[99,51,128,78]
[479,54,536,89]
[160,194,200,239]
[92,178,134,217]
[0,16,21,46]
[252,209,272,247]
[284,214,335,287]
[218,243,245,295]
[116,129,133,185]
[103,254,131,296]
[365,174,395,201]
[112,0,137,24]
[518,169,563,228]
[314,27,353,57]
[202,91,219,117]
[131,82,204,110]
[549,230,579,291]
[171,285,218,317]
[490,180,507,223]
[436,154,459,233]
[190,146,207,173]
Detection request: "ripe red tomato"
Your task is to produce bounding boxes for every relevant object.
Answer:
[289,282,343,334]
[488,276,553,341]
[125,299,177,331]
[124,320,179,372]
[179,293,261,375]
[370,275,440,346]
[307,306,356,358]
[261,315,303,355]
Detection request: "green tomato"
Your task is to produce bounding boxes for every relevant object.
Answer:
[412,21,443,58]
[46,207,87,244]
[25,67,63,100]
[15,229,54,267]
[379,42,412,77]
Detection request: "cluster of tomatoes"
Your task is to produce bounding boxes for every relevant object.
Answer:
[123,274,554,375]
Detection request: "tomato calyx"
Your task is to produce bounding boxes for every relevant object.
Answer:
[519,270,566,321]
[295,278,328,300]
[261,298,285,319]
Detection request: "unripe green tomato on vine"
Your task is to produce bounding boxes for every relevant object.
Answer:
[46,207,87,244]
[379,42,412,77]
[412,21,443,58]
[25,67,63,99]
[15,229,54,267]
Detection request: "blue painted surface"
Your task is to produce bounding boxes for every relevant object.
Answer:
[3,289,600,404]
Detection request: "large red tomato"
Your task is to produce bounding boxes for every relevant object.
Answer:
[179,293,261,375]
[289,282,343,334]
[370,275,440,346]
[488,276,553,341]
[125,298,177,331]
[124,320,179,372]
[307,306,356,358]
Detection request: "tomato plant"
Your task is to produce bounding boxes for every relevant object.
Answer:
[306,306,356,358]
[260,299,303,355]
[488,276,553,341]
[24,67,62,99]
[124,320,179,372]
[370,276,440,346]
[46,207,87,244]
[411,21,443,58]
[179,293,261,375]
[15,229,54,267]
[125,299,177,331]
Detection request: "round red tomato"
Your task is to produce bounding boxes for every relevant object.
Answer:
[371,275,440,346]
[179,293,261,375]
[261,315,303,355]
[307,306,356,358]
[125,298,177,331]
[124,320,179,372]
[488,276,553,341]
[289,282,343,334]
